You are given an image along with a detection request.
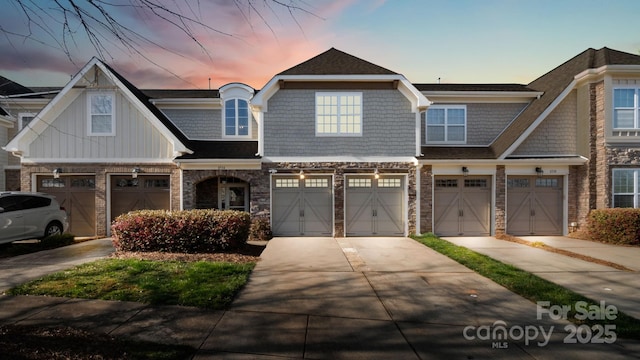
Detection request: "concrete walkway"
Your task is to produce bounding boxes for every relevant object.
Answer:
[1,237,639,359]
[443,236,640,321]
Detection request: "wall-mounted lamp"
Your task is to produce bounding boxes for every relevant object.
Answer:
[132,167,142,179]
[52,168,62,179]
[569,222,578,233]
[374,168,380,179]
[462,166,469,177]
[299,170,305,180]
[535,167,544,178]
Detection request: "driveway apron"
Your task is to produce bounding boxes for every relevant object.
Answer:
[199,237,639,359]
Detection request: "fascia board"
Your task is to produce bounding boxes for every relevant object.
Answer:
[497,81,577,160]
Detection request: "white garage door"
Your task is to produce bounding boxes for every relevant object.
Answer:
[345,175,405,236]
[271,175,333,236]
[433,176,491,236]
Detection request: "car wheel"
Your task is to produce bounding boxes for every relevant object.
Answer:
[44,222,63,238]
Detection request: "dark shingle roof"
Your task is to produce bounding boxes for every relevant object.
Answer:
[419,146,496,160]
[0,75,38,97]
[278,48,398,76]
[414,83,535,92]
[141,89,220,99]
[176,140,259,160]
[492,47,640,158]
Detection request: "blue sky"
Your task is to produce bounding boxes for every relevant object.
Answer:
[2,0,639,89]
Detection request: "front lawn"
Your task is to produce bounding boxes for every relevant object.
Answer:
[9,258,255,309]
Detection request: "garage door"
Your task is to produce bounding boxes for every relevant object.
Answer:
[38,176,96,236]
[271,175,333,236]
[434,176,491,236]
[345,175,405,236]
[507,176,563,235]
[110,175,170,223]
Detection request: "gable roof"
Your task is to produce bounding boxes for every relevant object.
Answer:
[493,47,640,158]
[278,48,398,76]
[0,75,36,97]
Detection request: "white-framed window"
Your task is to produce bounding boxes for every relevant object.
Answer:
[613,88,640,129]
[224,98,250,137]
[425,105,466,144]
[87,92,115,136]
[316,92,362,136]
[612,169,640,207]
[18,112,36,130]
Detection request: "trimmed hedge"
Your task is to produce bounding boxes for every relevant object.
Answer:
[111,209,251,253]
[249,217,273,241]
[587,208,640,245]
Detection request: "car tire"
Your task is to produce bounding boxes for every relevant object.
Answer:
[44,221,63,238]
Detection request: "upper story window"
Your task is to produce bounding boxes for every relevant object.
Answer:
[88,92,115,136]
[316,92,362,136]
[612,169,640,207]
[18,113,36,130]
[426,105,466,144]
[613,88,640,129]
[224,98,250,137]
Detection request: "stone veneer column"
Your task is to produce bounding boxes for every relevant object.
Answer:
[592,81,609,209]
[419,165,432,234]
[494,165,506,234]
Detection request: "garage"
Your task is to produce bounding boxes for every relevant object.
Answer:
[37,175,96,237]
[507,176,563,235]
[433,176,491,236]
[345,175,405,236]
[110,175,171,223]
[271,175,333,236]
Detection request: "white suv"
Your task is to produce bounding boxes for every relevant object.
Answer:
[0,192,69,244]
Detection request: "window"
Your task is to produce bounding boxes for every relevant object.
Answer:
[224,99,250,137]
[612,169,640,208]
[613,88,640,129]
[18,113,36,130]
[88,92,115,136]
[426,105,466,143]
[316,92,362,136]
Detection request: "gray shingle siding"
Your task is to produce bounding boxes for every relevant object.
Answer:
[421,103,529,146]
[162,109,220,139]
[264,89,416,157]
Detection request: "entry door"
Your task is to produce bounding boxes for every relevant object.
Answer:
[345,175,405,236]
[271,176,333,236]
[434,176,491,236]
[507,176,563,235]
[219,184,248,211]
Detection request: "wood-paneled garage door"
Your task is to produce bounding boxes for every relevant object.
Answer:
[110,175,170,223]
[507,176,563,235]
[37,176,96,237]
[433,176,491,236]
[345,175,405,236]
[271,175,333,236]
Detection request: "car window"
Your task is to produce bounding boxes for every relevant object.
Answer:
[22,196,51,209]
[0,195,51,212]
[0,196,22,212]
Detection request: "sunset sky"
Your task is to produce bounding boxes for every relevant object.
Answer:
[2,0,640,90]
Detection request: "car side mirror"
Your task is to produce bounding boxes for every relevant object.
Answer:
[0,207,4,213]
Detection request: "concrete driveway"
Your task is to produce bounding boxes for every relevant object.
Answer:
[197,237,639,359]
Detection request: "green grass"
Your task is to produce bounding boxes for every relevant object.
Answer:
[9,258,255,309]
[412,233,640,338]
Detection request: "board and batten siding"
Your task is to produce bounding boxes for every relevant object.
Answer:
[511,91,577,156]
[29,90,174,160]
[263,89,416,157]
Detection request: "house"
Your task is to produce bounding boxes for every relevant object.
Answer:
[3,47,640,238]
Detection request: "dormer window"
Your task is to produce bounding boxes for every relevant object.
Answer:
[224,98,250,137]
[88,92,115,136]
[613,88,640,129]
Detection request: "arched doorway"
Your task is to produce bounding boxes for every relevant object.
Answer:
[196,176,249,211]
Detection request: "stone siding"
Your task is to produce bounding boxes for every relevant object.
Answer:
[495,165,506,234]
[419,165,433,233]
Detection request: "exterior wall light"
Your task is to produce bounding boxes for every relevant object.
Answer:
[132,167,142,179]
[535,167,544,178]
[299,170,305,180]
[53,168,62,179]
[374,168,380,179]
[462,166,469,177]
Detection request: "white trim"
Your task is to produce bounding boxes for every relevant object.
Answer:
[17,112,36,131]
[425,105,467,144]
[498,81,577,159]
[505,165,569,176]
[420,157,588,166]
[177,159,262,170]
[421,91,542,104]
[611,86,640,130]
[20,157,176,164]
[415,163,421,234]
[263,156,419,164]
[0,115,14,127]
[222,98,252,138]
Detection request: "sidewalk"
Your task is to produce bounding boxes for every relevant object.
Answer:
[443,236,640,320]
[1,237,639,359]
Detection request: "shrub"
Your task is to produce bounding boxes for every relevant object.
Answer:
[586,208,640,245]
[249,217,273,241]
[111,209,251,253]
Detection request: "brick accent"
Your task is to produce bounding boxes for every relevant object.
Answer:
[4,169,20,191]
